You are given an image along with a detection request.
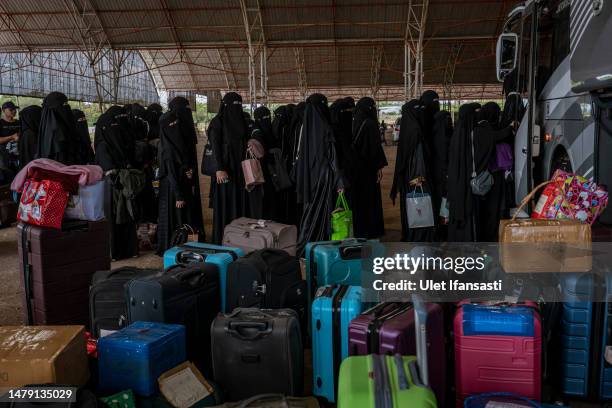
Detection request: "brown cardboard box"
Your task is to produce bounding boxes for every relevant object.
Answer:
[0,325,89,391]
[158,361,214,408]
[499,218,592,273]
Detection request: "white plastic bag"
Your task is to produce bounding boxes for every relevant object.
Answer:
[64,180,105,221]
[405,188,434,229]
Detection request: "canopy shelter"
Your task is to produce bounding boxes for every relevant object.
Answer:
[0,0,511,103]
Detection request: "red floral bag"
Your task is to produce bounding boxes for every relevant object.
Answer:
[18,179,69,229]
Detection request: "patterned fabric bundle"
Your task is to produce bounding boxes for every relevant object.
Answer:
[532,169,608,224]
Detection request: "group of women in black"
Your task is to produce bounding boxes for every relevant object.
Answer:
[205,92,388,255]
[392,90,518,243]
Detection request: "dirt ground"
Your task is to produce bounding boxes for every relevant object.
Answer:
[0,142,401,326]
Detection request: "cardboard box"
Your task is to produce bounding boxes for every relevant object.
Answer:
[499,218,592,273]
[158,362,214,408]
[0,325,89,391]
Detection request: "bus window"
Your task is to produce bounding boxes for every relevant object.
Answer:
[551,2,570,73]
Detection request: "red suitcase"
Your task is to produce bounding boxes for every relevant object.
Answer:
[347,301,447,406]
[454,302,542,407]
[17,220,111,326]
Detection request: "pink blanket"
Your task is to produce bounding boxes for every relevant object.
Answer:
[11,159,104,193]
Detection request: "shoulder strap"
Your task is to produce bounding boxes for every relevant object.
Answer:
[351,120,368,147]
[470,130,476,178]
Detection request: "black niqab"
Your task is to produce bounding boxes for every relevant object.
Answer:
[253,106,275,148]
[72,109,94,164]
[94,105,133,171]
[37,92,80,165]
[146,103,163,140]
[19,105,42,169]
[295,93,340,254]
[447,102,481,241]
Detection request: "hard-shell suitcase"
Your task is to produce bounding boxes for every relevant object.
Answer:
[163,242,244,312]
[455,302,542,406]
[225,249,305,313]
[311,285,363,403]
[337,295,437,408]
[97,321,186,396]
[598,273,612,399]
[463,393,569,408]
[89,267,159,338]
[559,273,595,398]
[348,301,447,406]
[126,263,220,375]
[17,220,111,326]
[211,308,303,401]
[222,217,297,255]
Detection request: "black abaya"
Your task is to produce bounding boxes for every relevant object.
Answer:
[251,106,279,220]
[146,103,163,140]
[473,102,514,242]
[346,97,387,239]
[431,111,453,240]
[447,103,481,242]
[330,97,355,173]
[208,92,250,244]
[72,109,94,164]
[295,94,341,255]
[38,92,81,165]
[156,107,203,254]
[391,100,435,242]
[95,106,138,260]
[18,105,41,169]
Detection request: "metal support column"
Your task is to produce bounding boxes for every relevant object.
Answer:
[240,0,267,110]
[442,43,462,110]
[370,45,383,98]
[403,0,429,101]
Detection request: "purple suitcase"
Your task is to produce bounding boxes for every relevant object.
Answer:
[347,302,447,406]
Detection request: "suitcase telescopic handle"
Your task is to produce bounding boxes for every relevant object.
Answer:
[176,251,206,265]
[340,245,364,260]
[226,321,272,340]
[411,294,429,387]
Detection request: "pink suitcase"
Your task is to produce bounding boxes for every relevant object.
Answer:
[454,302,542,407]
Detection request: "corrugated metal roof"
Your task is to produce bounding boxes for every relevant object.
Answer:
[0,0,509,100]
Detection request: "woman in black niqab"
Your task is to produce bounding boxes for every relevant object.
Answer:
[346,97,387,239]
[72,109,94,164]
[250,105,278,220]
[208,92,251,244]
[18,105,42,169]
[37,92,81,165]
[391,99,435,242]
[294,93,342,255]
[447,102,481,242]
[95,105,139,260]
[431,110,453,240]
[156,103,203,253]
[473,102,515,241]
[146,103,163,140]
[330,97,355,172]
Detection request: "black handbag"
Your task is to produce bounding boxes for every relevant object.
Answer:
[267,148,292,191]
[201,139,217,176]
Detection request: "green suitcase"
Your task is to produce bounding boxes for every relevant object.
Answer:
[337,355,437,408]
[337,295,437,408]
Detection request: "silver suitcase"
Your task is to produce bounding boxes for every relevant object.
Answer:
[222,217,297,256]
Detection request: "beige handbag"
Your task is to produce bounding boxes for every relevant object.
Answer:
[242,148,265,191]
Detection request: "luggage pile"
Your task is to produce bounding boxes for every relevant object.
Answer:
[3,221,585,407]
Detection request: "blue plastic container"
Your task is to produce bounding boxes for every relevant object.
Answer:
[311,285,363,403]
[163,242,244,312]
[461,304,535,337]
[98,321,186,396]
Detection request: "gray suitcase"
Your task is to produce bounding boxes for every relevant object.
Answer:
[222,217,297,256]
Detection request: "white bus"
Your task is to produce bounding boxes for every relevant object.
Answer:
[497,0,612,223]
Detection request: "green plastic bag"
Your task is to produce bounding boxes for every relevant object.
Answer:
[331,192,353,240]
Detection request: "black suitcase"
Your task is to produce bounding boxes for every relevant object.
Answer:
[211,308,303,401]
[126,263,220,375]
[0,183,16,227]
[225,249,304,312]
[89,267,160,337]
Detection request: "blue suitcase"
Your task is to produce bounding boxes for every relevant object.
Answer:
[163,242,244,312]
[599,274,612,399]
[97,321,186,396]
[312,284,363,403]
[560,273,595,398]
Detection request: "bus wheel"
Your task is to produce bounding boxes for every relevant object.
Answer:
[550,149,572,177]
